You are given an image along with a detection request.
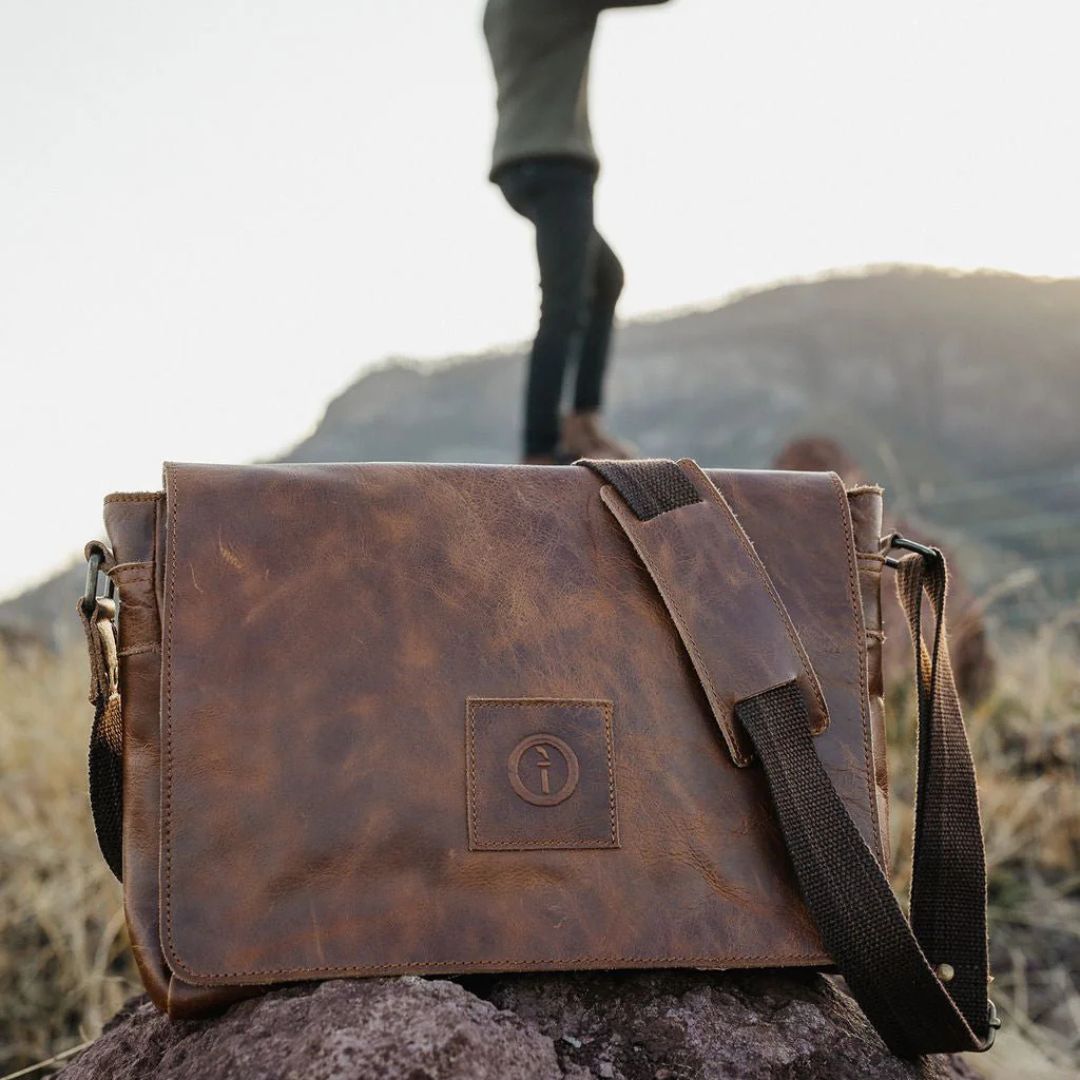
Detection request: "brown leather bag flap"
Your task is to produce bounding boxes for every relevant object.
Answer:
[156,462,879,988]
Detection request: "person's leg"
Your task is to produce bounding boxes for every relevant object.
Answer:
[573,231,624,415]
[560,230,636,459]
[497,161,596,460]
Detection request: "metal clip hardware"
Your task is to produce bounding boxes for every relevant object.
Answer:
[981,998,1002,1051]
[883,534,942,570]
[82,542,115,615]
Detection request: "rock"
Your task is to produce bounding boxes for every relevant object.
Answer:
[60,977,572,1080]
[60,971,980,1080]
[479,970,979,1080]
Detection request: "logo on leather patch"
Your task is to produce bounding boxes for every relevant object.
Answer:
[466,698,617,850]
[508,734,580,806]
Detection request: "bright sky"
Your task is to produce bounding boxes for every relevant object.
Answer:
[2,0,1077,599]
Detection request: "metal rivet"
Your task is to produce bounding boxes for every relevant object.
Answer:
[936,962,955,983]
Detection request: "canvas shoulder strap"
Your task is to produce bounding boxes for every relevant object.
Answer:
[80,541,124,882]
[583,457,997,1057]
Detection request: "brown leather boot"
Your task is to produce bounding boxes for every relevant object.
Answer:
[560,411,638,460]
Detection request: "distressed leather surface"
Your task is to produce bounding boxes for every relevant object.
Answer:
[102,495,170,1005]
[104,462,886,1015]
[599,460,830,767]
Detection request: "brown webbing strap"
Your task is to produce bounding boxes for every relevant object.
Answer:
[79,590,124,882]
[584,458,702,520]
[583,458,995,1056]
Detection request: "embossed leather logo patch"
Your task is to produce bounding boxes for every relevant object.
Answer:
[508,734,580,806]
[466,698,618,851]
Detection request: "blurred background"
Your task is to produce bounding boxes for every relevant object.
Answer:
[1,1,1077,1076]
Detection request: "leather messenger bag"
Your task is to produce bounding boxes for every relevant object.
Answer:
[79,459,998,1055]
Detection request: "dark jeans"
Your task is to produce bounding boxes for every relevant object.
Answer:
[496,158,624,457]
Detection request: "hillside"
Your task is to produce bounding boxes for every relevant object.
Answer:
[4,265,1078,646]
[292,266,1080,478]
[285,265,1079,622]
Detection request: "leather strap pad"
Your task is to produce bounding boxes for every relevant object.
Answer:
[595,459,829,766]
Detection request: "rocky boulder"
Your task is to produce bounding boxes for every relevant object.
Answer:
[61,970,980,1079]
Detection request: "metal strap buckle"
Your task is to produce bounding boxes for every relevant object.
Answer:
[979,998,1002,1051]
[884,534,942,570]
[82,542,115,616]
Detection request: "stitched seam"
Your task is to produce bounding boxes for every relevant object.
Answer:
[164,950,828,981]
[467,699,617,849]
[152,491,163,615]
[467,701,477,848]
[119,642,161,657]
[603,703,618,845]
[846,485,884,497]
[828,470,886,868]
[163,463,179,977]
[105,492,163,504]
[472,839,617,849]
[467,700,612,708]
[680,461,829,725]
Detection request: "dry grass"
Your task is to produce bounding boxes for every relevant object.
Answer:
[0,645,135,1074]
[0,616,1076,1075]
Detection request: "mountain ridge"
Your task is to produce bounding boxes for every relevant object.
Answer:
[5,265,1077,648]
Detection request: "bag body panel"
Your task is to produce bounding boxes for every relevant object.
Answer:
[103,495,171,1010]
[117,462,882,996]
